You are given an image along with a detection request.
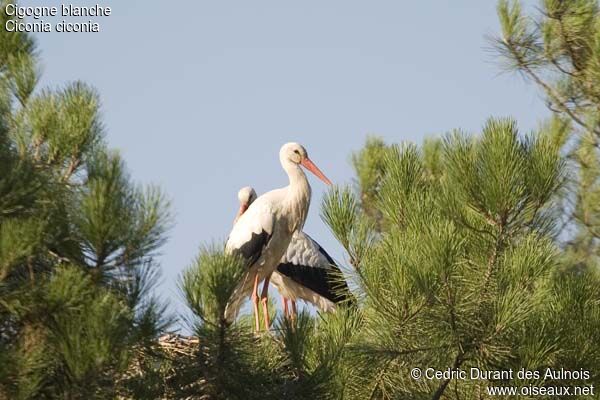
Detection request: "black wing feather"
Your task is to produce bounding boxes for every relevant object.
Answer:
[277,240,355,305]
[232,230,271,268]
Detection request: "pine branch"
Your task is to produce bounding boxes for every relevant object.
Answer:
[367,358,394,400]
[480,226,504,299]
[62,157,81,182]
[520,59,595,135]
[431,352,465,400]
[554,14,584,73]
[501,35,598,135]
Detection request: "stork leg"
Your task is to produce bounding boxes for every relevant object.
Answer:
[260,273,272,330]
[282,295,289,318]
[291,300,297,321]
[251,273,260,332]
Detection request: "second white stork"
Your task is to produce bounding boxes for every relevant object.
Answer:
[224,142,331,330]
[236,186,355,328]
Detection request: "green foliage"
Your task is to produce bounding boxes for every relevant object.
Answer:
[12,82,104,171]
[315,118,598,399]
[176,247,280,399]
[544,268,600,379]
[351,136,393,230]
[43,266,133,398]
[321,186,373,269]
[493,0,600,272]
[0,217,45,280]
[0,8,171,399]
[181,246,246,325]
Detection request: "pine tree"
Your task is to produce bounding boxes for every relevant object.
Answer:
[0,3,171,398]
[493,0,600,272]
[319,118,600,399]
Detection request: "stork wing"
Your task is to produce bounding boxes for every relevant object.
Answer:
[224,202,277,323]
[225,202,274,268]
[280,231,335,270]
[277,231,354,304]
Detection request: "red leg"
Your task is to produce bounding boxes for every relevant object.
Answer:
[291,300,297,321]
[251,273,260,332]
[282,295,289,318]
[260,273,272,330]
[260,274,271,330]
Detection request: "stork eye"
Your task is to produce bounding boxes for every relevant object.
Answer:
[294,150,300,155]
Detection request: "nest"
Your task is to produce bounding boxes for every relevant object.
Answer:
[157,333,201,358]
[118,333,211,400]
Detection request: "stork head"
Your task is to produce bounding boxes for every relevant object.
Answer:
[238,186,257,209]
[234,186,257,224]
[280,142,332,185]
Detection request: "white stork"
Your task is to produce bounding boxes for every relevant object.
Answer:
[224,142,331,330]
[236,186,355,328]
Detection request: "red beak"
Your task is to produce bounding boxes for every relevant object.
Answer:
[301,158,332,185]
[235,203,249,221]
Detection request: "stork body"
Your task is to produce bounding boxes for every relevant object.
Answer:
[272,231,353,313]
[235,186,354,328]
[224,143,331,329]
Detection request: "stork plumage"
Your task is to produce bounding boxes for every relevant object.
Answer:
[236,186,354,328]
[224,143,331,330]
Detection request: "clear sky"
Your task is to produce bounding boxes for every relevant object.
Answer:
[25,0,547,327]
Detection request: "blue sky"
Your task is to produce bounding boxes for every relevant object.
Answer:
[27,0,547,326]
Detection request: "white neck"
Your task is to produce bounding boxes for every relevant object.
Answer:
[281,158,311,232]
